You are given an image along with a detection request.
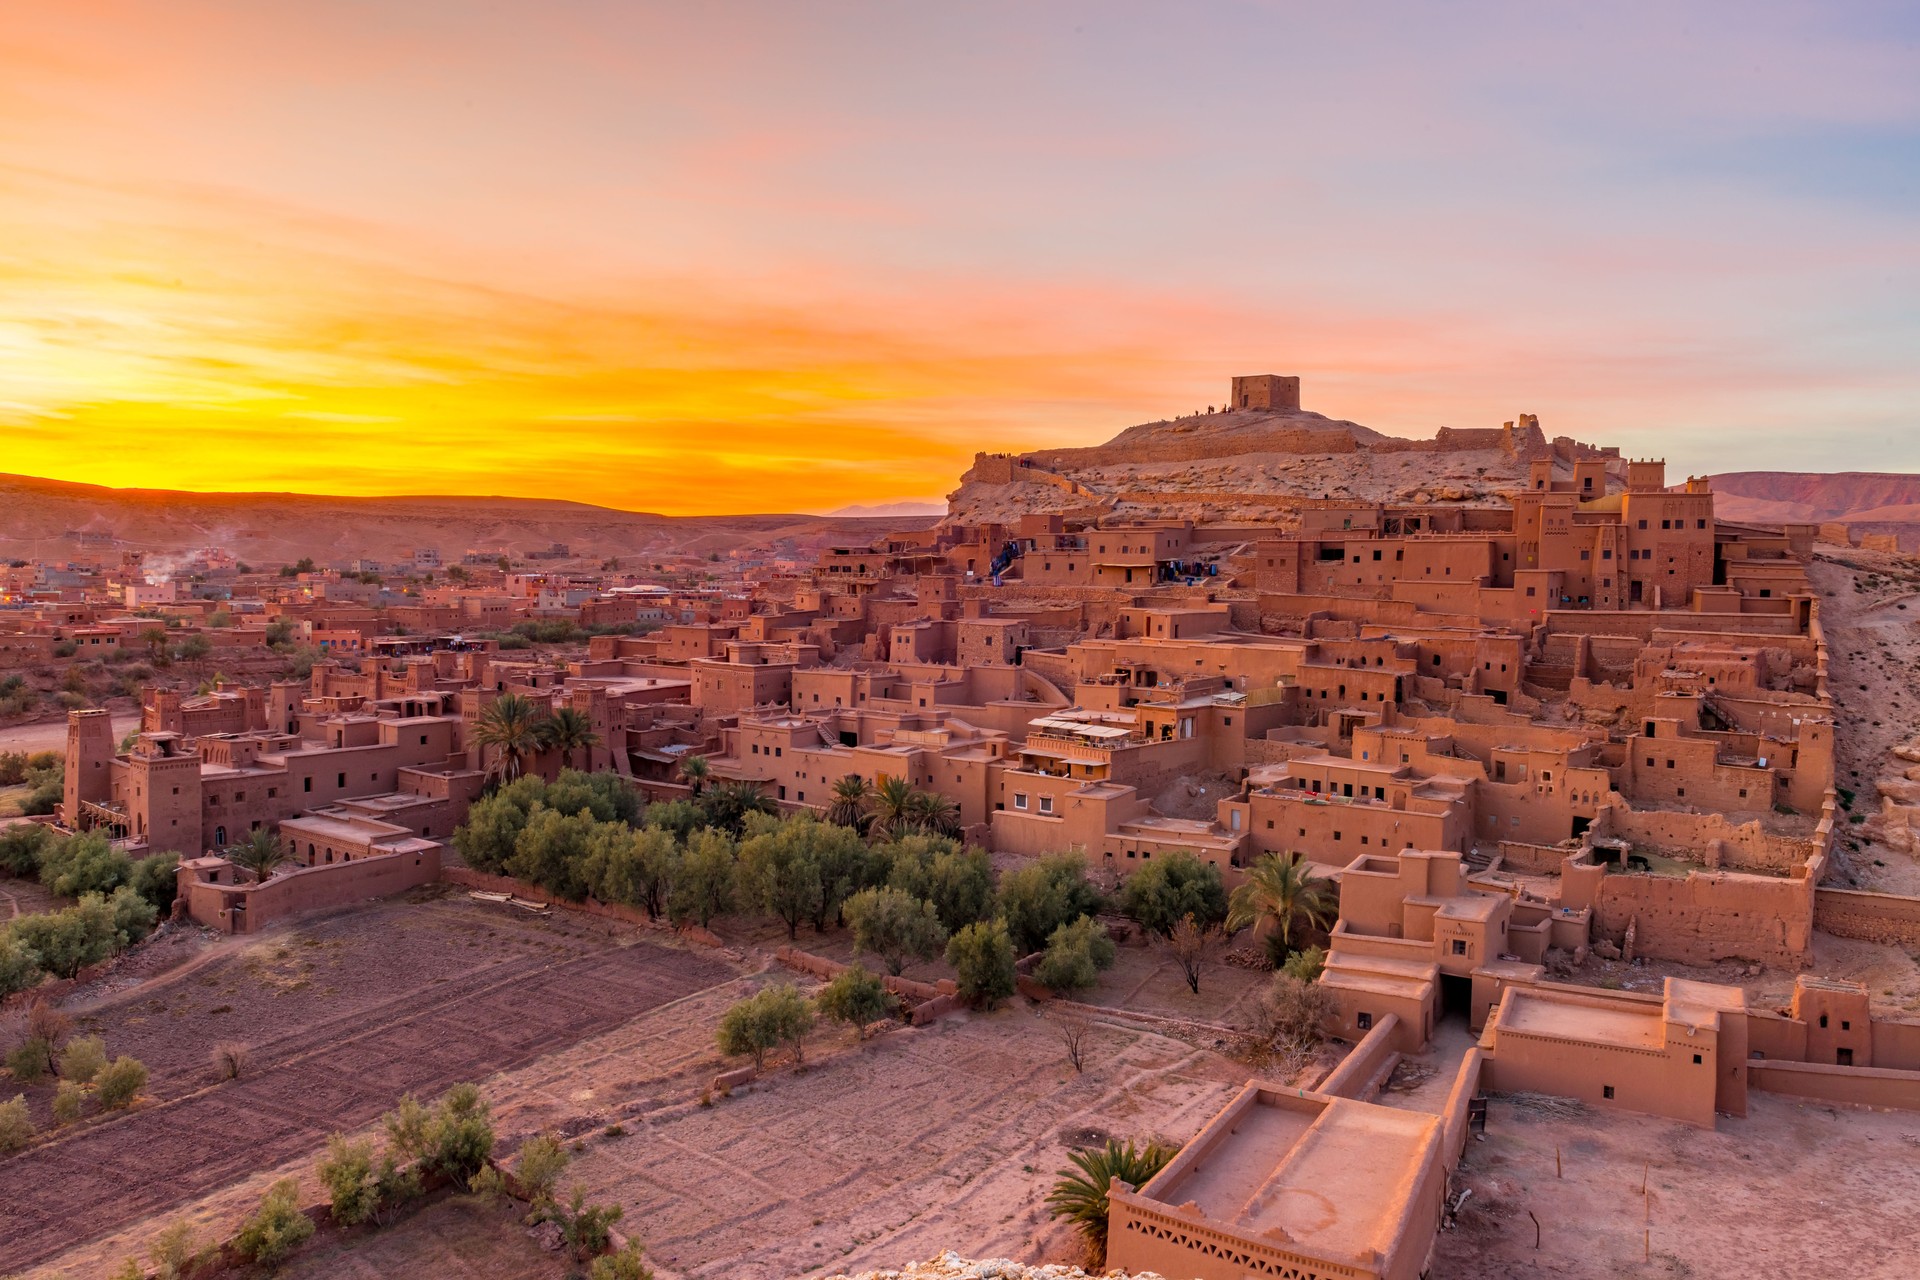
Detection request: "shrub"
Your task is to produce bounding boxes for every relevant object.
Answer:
[1281,945,1328,983]
[211,1041,249,1081]
[95,1055,149,1109]
[945,919,1017,1010]
[716,983,815,1070]
[6,1037,50,1084]
[383,1082,494,1190]
[1257,974,1338,1054]
[317,1133,418,1226]
[144,1220,207,1280]
[1118,851,1228,939]
[547,1184,624,1261]
[129,852,181,915]
[1034,915,1117,993]
[21,778,62,816]
[8,895,120,977]
[0,822,50,875]
[232,1178,315,1266]
[1168,913,1222,995]
[590,1242,656,1280]
[844,886,946,976]
[998,853,1105,955]
[0,932,41,998]
[0,1096,35,1152]
[52,1078,89,1124]
[1046,1138,1177,1262]
[515,1133,571,1205]
[815,963,898,1038]
[59,1033,108,1084]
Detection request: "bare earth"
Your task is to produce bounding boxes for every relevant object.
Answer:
[1436,1091,1920,1278]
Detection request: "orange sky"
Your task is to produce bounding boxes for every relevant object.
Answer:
[3,3,1916,514]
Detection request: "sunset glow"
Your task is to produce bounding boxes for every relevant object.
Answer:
[3,2,1917,513]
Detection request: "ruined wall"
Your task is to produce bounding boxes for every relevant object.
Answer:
[1589,868,1812,967]
[1815,887,1920,949]
[1600,805,1815,876]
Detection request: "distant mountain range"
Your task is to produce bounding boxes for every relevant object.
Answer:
[0,472,934,566]
[1708,472,1920,528]
[821,501,948,518]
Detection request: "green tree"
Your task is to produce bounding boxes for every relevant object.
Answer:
[540,706,601,771]
[318,1134,419,1227]
[0,1096,37,1152]
[643,798,704,842]
[667,828,737,928]
[128,852,181,915]
[808,819,881,932]
[1118,851,1228,939]
[1046,1138,1177,1262]
[1281,944,1328,983]
[1033,915,1117,993]
[453,779,546,873]
[945,918,1017,1010]
[844,886,947,977]
[699,779,776,836]
[226,828,289,883]
[514,1133,571,1207]
[738,820,824,940]
[905,789,963,839]
[0,932,43,998]
[825,773,872,832]
[9,895,121,978]
[589,1242,656,1280]
[1225,852,1337,965]
[232,1179,314,1267]
[716,983,815,1070]
[475,693,546,785]
[998,852,1105,954]
[0,822,50,876]
[59,1034,108,1084]
[582,824,680,919]
[884,837,996,933]
[506,806,599,899]
[815,963,897,1038]
[544,769,642,824]
[37,831,133,898]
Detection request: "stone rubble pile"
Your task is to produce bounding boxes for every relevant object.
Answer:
[820,1252,1166,1280]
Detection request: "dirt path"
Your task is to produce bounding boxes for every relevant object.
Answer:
[0,713,139,756]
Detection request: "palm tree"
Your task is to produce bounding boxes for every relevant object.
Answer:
[678,753,711,797]
[700,780,776,836]
[1046,1138,1177,1263]
[905,789,963,839]
[474,693,544,785]
[541,706,601,771]
[1225,851,1337,966]
[867,776,918,842]
[826,774,873,832]
[228,828,290,883]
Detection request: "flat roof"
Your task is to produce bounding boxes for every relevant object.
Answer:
[1499,988,1664,1049]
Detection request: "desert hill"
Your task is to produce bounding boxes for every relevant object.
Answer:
[0,472,932,567]
[1709,471,1920,528]
[946,405,1595,525]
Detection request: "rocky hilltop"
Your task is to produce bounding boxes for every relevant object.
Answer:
[947,405,1613,526]
[1711,471,1920,532]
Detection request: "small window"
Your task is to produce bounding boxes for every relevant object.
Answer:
[1451,939,1467,956]
[1013,793,1029,811]
[304,777,313,792]
[1357,1012,1373,1031]
[1603,1085,1615,1099]
[1692,1053,1703,1065]
[1039,795,1054,815]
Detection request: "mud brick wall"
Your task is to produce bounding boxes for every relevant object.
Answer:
[1592,869,1813,967]
[1815,887,1920,948]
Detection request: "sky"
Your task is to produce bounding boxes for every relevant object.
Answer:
[1,2,1917,515]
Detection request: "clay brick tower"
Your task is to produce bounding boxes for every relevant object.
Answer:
[63,708,115,827]
[1229,374,1301,412]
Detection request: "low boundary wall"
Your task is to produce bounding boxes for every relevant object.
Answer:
[1749,1060,1920,1112]
[1815,887,1920,949]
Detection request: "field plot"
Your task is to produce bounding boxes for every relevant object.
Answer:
[0,893,735,1273]
[563,1005,1250,1279]
[275,1194,562,1280]
[1435,1091,1920,1278]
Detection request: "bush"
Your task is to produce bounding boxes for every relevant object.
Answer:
[945,919,1017,1010]
[211,1041,249,1081]
[515,1133,571,1205]
[21,778,63,816]
[52,1078,89,1124]
[232,1178,315,1267]
[716,983,815,1070]
[1257,974,1338,1054]
[590,1242,656,1280]
[6,1037,50,1084]
[1118,851,1228,938]
[548,1184,623,1261]
[95,1055,149,1109]
[0,1096,36,1152]
[143,1220,207,1280]
[844,886,946,976]
[317,1134,419,1227]
[59,1033,107,1083]
[383,1082,494,1190]
[38,831,132,898]
[998,853,1105,955]
[0,822,50,875]
[1034,915,1117,993]
[129,852,181,915]
[1281,945,1328,983]
[8,894,120,977]
[0,932,41,998]
[815,963,898,1038]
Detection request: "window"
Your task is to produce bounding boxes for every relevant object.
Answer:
[1039,796,1054,815]
[1692,1054,1703,1065]
[1013,793,1029,811]
[337,772,346,787]
[1451,939,1467,956]
[304,777,312,793]
[1357,1012,1373,1031]
[1603,1085,1615,1099]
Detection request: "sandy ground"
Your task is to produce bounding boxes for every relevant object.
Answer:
[1434,1091,1920,1278]
[273,1193,564,1280]
[1809,548,1920,893]
[0,873,68,921]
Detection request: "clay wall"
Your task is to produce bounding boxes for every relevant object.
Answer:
[1747,1060,1920,1111]
[1814,887,1920,948]
[1587,865,1812,967]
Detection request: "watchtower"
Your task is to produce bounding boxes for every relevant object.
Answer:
[1229,374,1301,412]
